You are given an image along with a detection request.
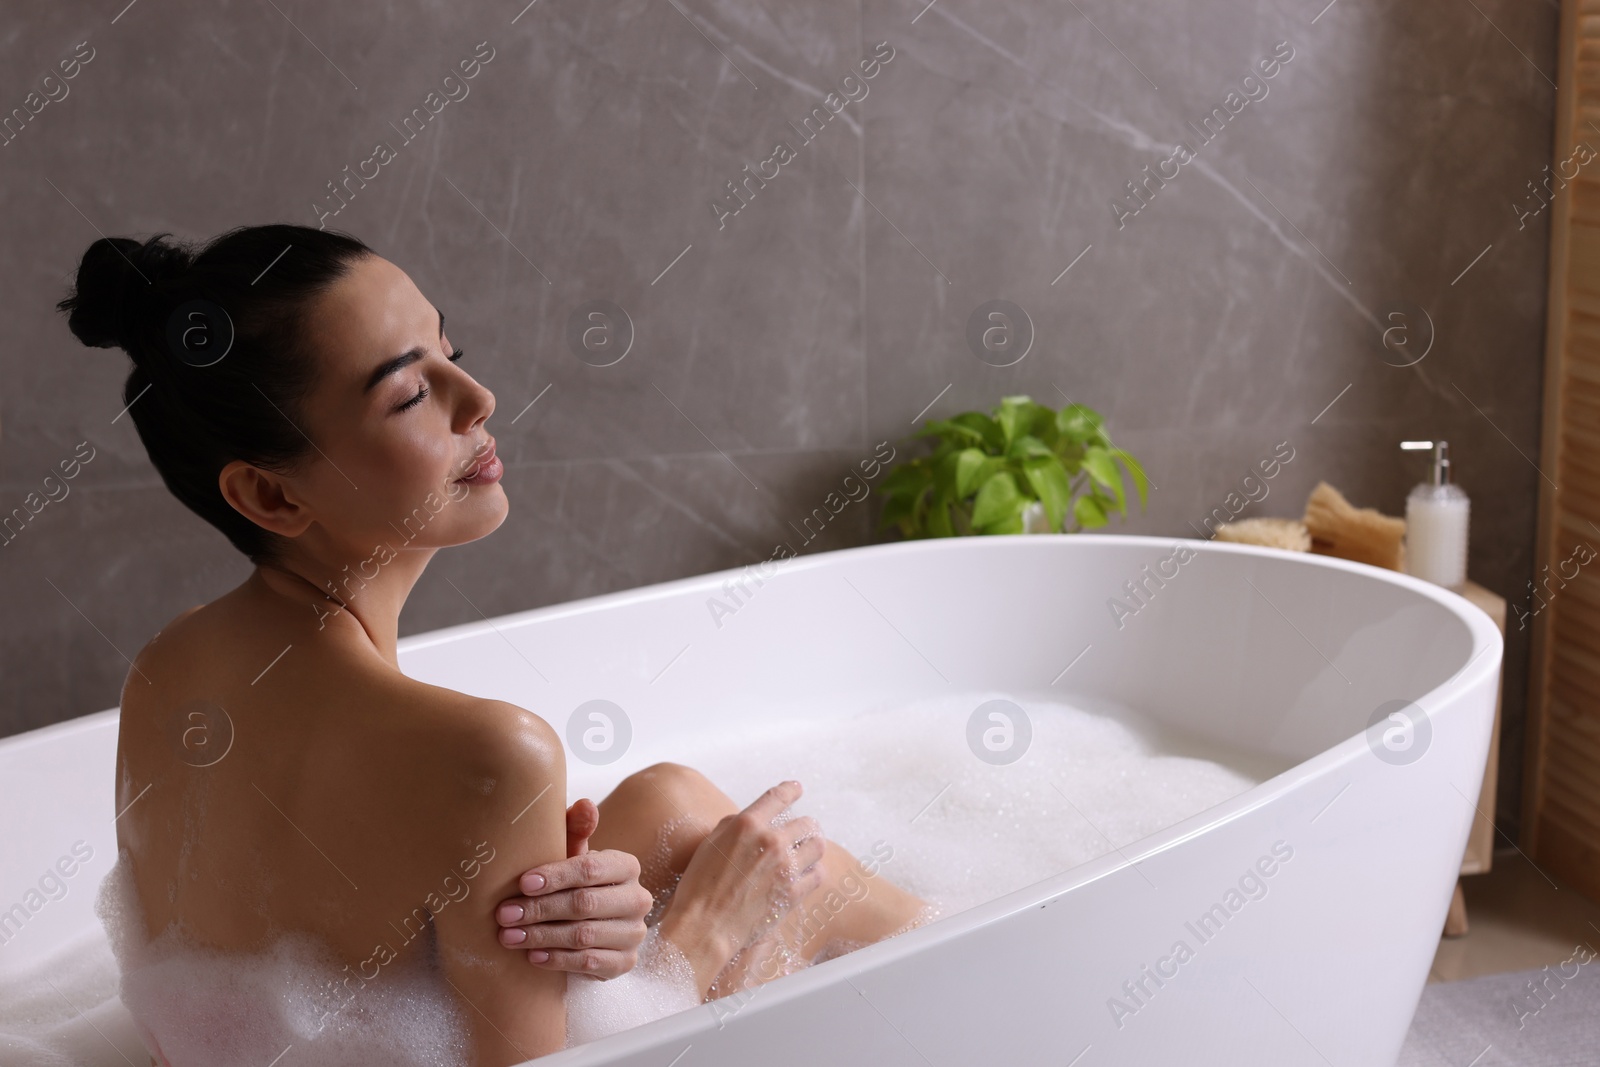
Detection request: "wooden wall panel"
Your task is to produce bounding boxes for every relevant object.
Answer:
[1525,0,1600,903]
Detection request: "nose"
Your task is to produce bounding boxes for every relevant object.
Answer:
[455,369,495,433]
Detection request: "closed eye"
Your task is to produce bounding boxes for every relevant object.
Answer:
[395,347,465,412]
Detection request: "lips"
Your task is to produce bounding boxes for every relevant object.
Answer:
[460,438,497,481]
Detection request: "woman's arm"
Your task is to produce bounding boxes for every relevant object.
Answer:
[493,798,653,976]
[425,701,572,1066]
[494,780,827,999]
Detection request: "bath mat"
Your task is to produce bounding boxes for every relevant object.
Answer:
[1397,953,1600,1066]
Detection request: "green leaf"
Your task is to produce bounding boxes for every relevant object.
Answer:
[911,484,931,531]
[1006,434,1054,460]
[982,510,1026,535]
[996,396,1048,449]
[933,450,964,505]
[1110,446,1150,511]
[971,471,1023,529]
[1027,404,1058,449]
[1081,446,1126,514]
[1074,492,1107,529]
[949,412,1005,452]
[973,455,1010,495]
[877,461,930,498]
[878,487,920,531]
[1056,403,1104,445]
[1022,455,1072,532]
[996,404,1021,450]
[954,448,989,498]
[916,417,979,444]
[926,498,955,538]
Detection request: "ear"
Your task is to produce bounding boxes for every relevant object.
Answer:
[218,459,316,538]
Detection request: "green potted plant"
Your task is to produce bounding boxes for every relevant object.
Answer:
[876,394,1148,538]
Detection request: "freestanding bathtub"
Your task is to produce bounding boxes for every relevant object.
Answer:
[0,534,1502,1066]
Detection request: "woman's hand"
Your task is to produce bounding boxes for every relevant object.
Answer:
[654,780,826,997]
[494,798,653,979]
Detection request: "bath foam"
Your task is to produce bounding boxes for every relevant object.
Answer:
[557,690,1268,1045]
[92,855,473,1067]
[0,924,135,1067]
[563,923,700,1047]
[677,689,1268,919]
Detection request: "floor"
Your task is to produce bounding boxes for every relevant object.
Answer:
[1427,848,1600,982]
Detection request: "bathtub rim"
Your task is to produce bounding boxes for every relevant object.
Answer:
[391,533,1502,661]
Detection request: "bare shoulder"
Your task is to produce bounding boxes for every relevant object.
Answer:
[366,684,566,824]
[129,602,208,663]
[448,696,564,808]
[434,693,561,751]
[119,602,225,713]
[384,684,560,761]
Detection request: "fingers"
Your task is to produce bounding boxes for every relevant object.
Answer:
[787,826,826,877]
[742,780,802,826]
[497,915,647,953]
[779,814,821,849]
[514,846,640,898]
[497,879,654,929]
[788,856,826,901]
[766,813,822,874]
[523,945,638,980]
[565,798,599,858]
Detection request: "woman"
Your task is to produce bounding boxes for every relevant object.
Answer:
[58,224,931,1067]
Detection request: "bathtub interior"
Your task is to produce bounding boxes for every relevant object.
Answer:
[397,536,1481,798]
[0,535,1493,1059]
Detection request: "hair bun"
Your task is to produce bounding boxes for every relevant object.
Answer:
[58,233,193,353]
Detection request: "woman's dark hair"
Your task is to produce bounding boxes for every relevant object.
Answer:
[56,224,373,566]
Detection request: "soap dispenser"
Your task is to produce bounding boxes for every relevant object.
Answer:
[1400,440,1470,590]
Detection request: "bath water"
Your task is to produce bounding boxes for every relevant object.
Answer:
[0,690,1271,1065]
[569,689,1273,1045]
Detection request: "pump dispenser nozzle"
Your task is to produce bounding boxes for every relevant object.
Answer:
[1400,440,1469,589]
[1401,440,1451,486]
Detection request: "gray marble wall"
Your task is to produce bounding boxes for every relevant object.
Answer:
[1,1,1555,836]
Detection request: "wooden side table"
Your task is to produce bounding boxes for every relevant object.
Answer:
[1442,579,1507,937]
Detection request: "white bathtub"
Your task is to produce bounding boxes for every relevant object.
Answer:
[0,534,1502,1066]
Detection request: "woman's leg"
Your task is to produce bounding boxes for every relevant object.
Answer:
[589,762,931,993]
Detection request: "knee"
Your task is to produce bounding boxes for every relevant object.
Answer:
[633,760,703,785]
[617,761,712,809]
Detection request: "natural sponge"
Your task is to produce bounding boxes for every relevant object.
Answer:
[1302,481,1405,571]
[1213,517,1311,552]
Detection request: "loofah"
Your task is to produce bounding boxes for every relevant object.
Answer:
[1212,517,1311,552]
[1301,481,1406,571]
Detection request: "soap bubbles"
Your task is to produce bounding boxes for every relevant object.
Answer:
[564,923,700,1046]
[966,698,1032,765]
[1364,698,1431,766]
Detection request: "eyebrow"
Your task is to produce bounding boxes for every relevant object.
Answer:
[363,307,445,396]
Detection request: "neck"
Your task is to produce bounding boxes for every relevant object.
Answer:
[252,545,437,667]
